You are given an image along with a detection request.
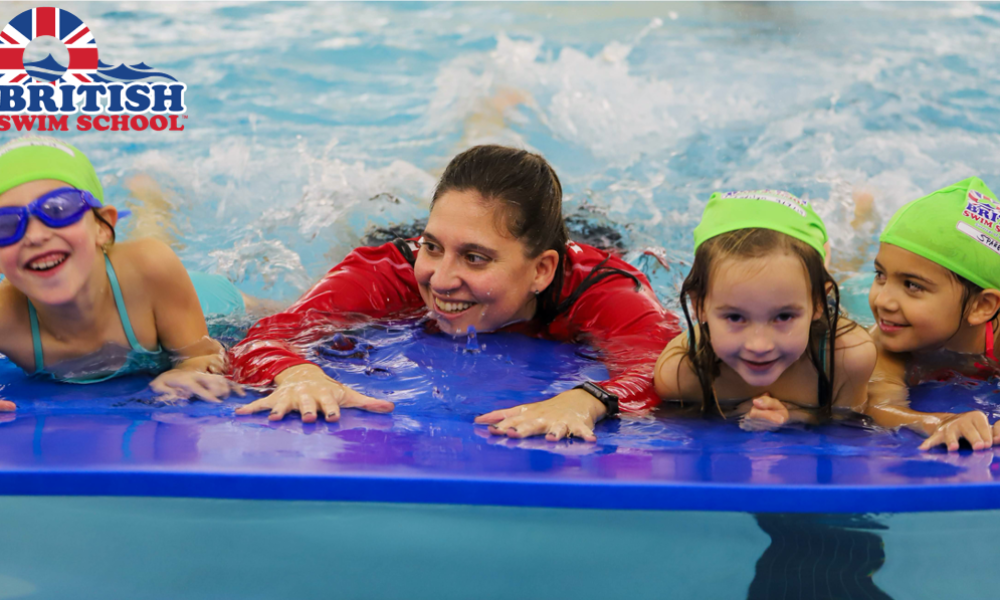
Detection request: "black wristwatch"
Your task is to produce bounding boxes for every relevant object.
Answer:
[575,381,619,416]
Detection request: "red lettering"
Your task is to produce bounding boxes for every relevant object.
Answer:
[169,115,185,131]
[0,116,9,132]
[76,115,92,131]
[46,115,68,131]
[12,115,34,131]
[150,115,168,131]
[110,115,130,131]
[130,115,148,131]
[94,116,110,131]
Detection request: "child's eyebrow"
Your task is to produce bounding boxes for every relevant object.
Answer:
[713,305,805,313]
[874,260,937,285]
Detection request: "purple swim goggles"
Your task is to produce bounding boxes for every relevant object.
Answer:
[0,188,116,247]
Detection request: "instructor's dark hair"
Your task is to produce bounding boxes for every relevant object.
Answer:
[431,145,568,322]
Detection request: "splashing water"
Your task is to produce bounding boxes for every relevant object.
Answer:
[464,326,480,354]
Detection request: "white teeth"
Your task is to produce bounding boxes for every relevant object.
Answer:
[434,297,474,314]
[27,254,67,271]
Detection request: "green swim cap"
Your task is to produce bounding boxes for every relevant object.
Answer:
[693,189,829,259]
[0,136,104,202]
[881,177,1000,291]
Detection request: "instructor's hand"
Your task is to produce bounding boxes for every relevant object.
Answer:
[235,364,394,423]
[475,388,606,442]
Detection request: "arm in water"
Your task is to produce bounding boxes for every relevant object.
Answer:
[477,253,681,441]
[131,239,243,402]
[866,329,1000,452]
[231,242,424,420]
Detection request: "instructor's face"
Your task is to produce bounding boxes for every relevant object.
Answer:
[414,190,555,336]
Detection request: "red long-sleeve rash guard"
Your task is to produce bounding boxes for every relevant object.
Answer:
[230,240,680,412]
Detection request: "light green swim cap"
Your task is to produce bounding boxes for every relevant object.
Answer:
[881,177,1000,291]
[693,189,829,259]
[0,136,104,202]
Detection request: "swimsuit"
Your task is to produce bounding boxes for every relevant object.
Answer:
[986,320,996,362]
[27,256,244,383]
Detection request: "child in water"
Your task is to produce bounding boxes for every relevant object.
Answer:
[866,177,1000,451]
[0,136,245,408]
[654,190,876,427]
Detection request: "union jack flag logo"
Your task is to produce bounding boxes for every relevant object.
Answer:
[969,189,997,207]
[0,7,99,86]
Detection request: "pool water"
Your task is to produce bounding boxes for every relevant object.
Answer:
[2,2,1000,599]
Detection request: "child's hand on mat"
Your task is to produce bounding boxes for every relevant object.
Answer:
[0,399,15,412]
[739,394,790,432]
[150,370,245,403]
[235,364,394,423]
[919,411,994,452]
[475,388,606,442]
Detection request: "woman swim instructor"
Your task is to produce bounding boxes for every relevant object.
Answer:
[230,145,680,440]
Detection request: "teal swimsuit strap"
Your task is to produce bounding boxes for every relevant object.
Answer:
[28,301,43,374]
[104,254,143,351]
[28,254,144,373]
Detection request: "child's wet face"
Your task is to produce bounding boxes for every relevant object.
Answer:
[869,242,967,353]
[0,180,105,305]
[414,190,553,336]
[702,252,817,388]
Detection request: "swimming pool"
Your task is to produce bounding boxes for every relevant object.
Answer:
[2,2,1000,598]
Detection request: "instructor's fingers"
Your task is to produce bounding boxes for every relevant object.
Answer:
[317,395,342,423]
[339,387,395,413]
[235,397,276,415]
[299,396,319,424]
[546,422,570,441]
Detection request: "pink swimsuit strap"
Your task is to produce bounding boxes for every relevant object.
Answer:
[987,320,996,361]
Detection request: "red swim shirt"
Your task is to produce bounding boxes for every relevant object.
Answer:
[230,240,680,412]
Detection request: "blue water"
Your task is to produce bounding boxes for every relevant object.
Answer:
[4,2,995,306]
[3,2,1000,598]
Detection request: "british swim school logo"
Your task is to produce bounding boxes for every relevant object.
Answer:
[0,7,186,133]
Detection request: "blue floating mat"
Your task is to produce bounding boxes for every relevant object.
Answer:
[1,323,999,513]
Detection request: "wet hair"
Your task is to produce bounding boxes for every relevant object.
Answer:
[431,145,569,322]
[679,228,850,418]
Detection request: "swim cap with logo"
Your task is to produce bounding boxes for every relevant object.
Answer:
[0,136,105,202]
[881,177,1000,291]
[693,189,829,259]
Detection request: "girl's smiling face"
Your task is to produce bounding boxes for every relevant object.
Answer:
[413,189,558,336]
[869,242,968,353]
[0,179,114,306]
[701,252,819,387]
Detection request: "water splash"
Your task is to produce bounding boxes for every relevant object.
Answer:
[464,326,480,354]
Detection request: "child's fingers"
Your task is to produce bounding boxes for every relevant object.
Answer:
[944,428,960,452]
[993,421,1000,444]
[919,431,943,451]
[970,417,993,450]
[0,400,16,412]
[753,395,780,410]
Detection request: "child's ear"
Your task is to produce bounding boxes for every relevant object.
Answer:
[93,206,118,247]
[968,289,1000,327]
